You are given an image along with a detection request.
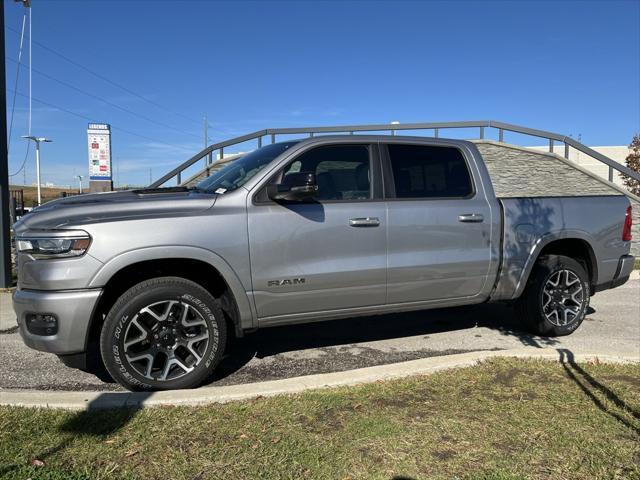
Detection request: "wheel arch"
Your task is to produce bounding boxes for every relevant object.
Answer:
[513,231,598,299]
[85,247,255,352]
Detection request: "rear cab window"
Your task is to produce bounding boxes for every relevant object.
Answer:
[385,144,474,199]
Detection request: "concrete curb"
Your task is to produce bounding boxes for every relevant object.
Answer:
[1,348,638,411]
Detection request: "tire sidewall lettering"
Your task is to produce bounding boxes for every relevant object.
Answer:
[102,280,226,390]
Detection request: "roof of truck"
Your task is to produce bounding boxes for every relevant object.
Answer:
[281,134,474,146]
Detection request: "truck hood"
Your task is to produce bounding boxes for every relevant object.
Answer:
[13,188,217,233]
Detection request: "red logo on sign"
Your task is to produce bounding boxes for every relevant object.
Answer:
[99,165,107,171]
[91,143,99,149]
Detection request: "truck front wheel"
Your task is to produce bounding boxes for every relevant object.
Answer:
[100,277,226,391]
[516,255,590,336]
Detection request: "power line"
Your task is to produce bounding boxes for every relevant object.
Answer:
[6,57,201,139]
[5,25,202,127]
[9,141,30,178]
[7,4,32,181]
[7,11,27,151]
[7,88,189,150]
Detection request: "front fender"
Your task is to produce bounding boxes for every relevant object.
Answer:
[88,245,256,330]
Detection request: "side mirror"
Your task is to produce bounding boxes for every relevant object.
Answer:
[267,172,318,202]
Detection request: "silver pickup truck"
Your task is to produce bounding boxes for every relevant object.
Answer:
[12,135,635,390]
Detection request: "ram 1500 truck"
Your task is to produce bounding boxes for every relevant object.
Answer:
[12,135,635,390]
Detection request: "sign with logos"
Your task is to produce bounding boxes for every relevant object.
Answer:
[87,123,112,180]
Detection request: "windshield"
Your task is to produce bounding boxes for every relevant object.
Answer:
[196,141,299,193]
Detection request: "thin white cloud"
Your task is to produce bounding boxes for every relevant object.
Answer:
[114,158,186,173]
[323,108,344,117]
[137,141,201,155]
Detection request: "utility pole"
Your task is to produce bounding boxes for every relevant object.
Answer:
[22,136,51,205]
[1,1,12,287]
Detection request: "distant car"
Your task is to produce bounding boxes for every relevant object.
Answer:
[12,135,635,391]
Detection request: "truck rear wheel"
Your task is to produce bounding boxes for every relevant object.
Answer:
[516,255,590,336]
[100,277,226,391]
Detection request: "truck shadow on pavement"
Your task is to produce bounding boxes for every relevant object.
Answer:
[209,302,562,384]
[78,300,571,393]
[88,301,565,388]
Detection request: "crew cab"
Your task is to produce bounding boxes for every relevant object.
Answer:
[12,135,635,390]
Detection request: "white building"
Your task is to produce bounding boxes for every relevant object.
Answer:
[528,145,632,187]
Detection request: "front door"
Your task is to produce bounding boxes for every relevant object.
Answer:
[247,143,387,320]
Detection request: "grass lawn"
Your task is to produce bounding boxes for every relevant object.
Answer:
[0,357,638,480]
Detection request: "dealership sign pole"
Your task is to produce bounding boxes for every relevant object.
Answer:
[87,123,113,193]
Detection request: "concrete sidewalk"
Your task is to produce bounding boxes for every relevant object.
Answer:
[0,291,16,332]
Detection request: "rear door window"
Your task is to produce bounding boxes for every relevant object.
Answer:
[386,144,473,199]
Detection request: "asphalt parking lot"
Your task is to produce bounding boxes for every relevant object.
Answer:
[1,278,638,392]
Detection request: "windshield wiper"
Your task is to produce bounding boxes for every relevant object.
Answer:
[187,186,209,193]
[133,186,192,195]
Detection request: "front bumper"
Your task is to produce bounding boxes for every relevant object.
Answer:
[13,288,102,354]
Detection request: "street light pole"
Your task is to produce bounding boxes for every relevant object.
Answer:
[77,175,83,194]
[35,141,41,202]
[22,135,51,206]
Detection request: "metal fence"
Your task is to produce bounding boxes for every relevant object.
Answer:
[8,189,24,224]
[150,120,640,188]
[9,189,23,210]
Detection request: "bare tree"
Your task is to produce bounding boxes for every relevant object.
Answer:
[623,134,640,196]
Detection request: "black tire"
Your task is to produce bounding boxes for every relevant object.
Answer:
[100,277,226,391]
[516,255,590,336]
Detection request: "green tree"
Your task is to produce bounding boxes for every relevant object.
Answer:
[623,134,640,196]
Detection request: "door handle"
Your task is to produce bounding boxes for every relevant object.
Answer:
[349,217,380,227]
[458,213,484,223]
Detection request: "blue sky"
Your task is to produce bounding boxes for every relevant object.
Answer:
[4,0,640,187]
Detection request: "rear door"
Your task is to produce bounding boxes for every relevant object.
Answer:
[383,142,493,304]
[247,142,387,320]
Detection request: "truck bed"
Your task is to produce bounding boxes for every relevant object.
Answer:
[490,195,631,301]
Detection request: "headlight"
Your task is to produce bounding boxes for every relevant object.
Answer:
[17,232,91,259]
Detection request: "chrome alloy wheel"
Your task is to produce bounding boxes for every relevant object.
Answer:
[123,300,210,382]
[541,269,585,327]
